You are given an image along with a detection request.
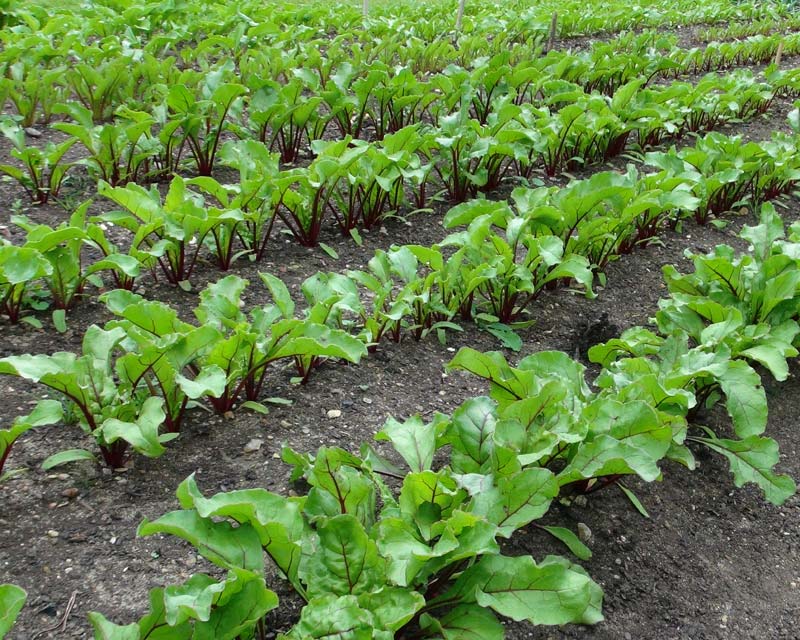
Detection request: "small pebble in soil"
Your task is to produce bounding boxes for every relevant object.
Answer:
[577,523,592,543]
[46,530,59,538]
[362,397,373,405]
[243,439,263,453]
[326,409,342,419]
[61,488,79,499]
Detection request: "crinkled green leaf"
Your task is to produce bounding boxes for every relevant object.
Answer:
[175,365,226,399]
[557,434,662,486]
[437,554,601,626]
[717,360,767,438]
[192,572,277,640]
[303,448,376,527]
[472,467,558,537]
[284,594,376,639]
[175,475,306,588]
[138,510,264,572]
[420,604,504,640]
[357,588,424,632]
[300,514,385,598]
[695,433,796,505]
[102,396,168,458]
[376,415,437,473]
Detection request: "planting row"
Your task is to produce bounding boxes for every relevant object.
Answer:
[2,0,790,82]
[697,13,800,42]
[3,119,800,328]
[4,59,797,205]
[3,201,796,638]
[3,19,798,141]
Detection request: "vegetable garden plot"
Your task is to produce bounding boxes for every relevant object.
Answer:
[1,0,800,638]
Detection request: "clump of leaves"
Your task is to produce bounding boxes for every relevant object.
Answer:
[0,244,51,325]
[90,409,604,638]
[0,326,178,469]
[656,203,800,382]
[0,119,76,204]
[194,273,367,413]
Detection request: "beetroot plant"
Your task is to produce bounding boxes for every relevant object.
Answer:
[90,413,603,639]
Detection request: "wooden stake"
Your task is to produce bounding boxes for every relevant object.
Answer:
[774,40,784,67]
[456,0,466,32]
[548,12,558,52]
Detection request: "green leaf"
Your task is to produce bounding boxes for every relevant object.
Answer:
[264,397,293,406]
[175,366,226,400]
[439,554,601,625]
[52,309,67,333]
[240,401,269,415]
[739,344,793,383]
[376,415,437,472]
[538,526,592,560]
[127,585,192,639]
[138,510,264,572]
[299,514,384,598]
[447,348,533,406]
[303,448,375,526]
[0,584,26,638]
[163,574,225,625]
[399,471,467,541]
[694,433,796,505]
[285,594,375,639]
[260,272,295,318]
[717,360,767,438]
[192,571,277,640]
[420,604,504,640]
[617,483,650,518]
[557,434,663,486]
[472,467,558,537]
[1,399,63,472]
[88,612,141,640]
[0,245,52,284]
[318,243,339,259]
[102,397,168,458]
[447,397,496,474]
[374,516,456,587]
[41,448,96,469]
[19,316,43,329]
[174,475,305,589]
[483,323,522,352]
[357,588,424,632]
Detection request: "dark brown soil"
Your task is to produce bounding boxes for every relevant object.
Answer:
[2,53,800,640]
